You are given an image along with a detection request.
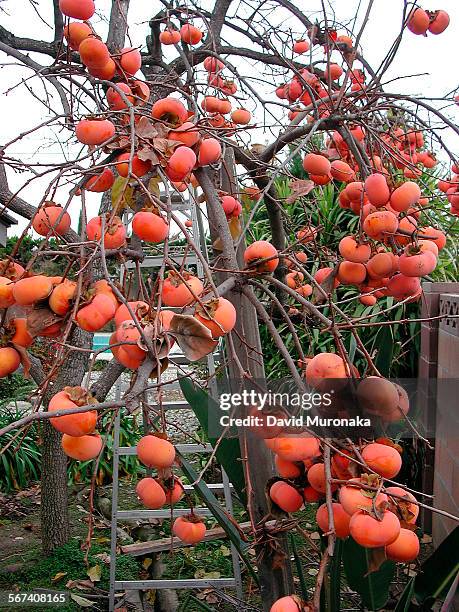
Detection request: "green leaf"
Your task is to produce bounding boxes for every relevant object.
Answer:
[394,576,415,611]
[326,538,343,612]
[373,325,394,377]
[177,451,259,586]
[289,534,309,603]
[111,176,134,213]
[179,378,246,506]
[414,526,459,604]
[343,537,395,610]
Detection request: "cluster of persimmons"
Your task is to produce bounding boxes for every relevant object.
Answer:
[0,0,455,576]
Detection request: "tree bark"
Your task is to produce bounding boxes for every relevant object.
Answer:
[40,327,91,555]
[198,155,294,609]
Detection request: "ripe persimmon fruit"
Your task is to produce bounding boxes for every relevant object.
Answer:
[350,510,400,548]
[316,502,351,538]
[270,481,303,513]
[132,210,169,243]
[59,0,95,20]
[195,297,237,338]
[79,38,110,69]
[172,514,206,544]
[136,477,167,509]
[137,434,175,468]
[32,202,71,237]
[180,24,203,45]
[62,433,102,461]
[0,347,21,377]
[198,137,222,166]
[244,240,279,273]
[160,29,181,45]
[362,442,402,479]
[76,118,115,145]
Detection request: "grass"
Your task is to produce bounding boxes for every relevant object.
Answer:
[0,539,139,612]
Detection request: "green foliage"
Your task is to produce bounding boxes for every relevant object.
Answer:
[0,539,139,601]
[412,526,459,605]
[342,537,395,610]
[0,407,41,492]
[249,157,423,378]
[0,235,68,276]
[0,373,36,402]
[0,394,139,491]
[67,413,140,485]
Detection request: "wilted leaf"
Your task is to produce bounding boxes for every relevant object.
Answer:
[308,568,319,576]
[66,579,94,590]
[87,565,101,582]
[136,324,170,359]
[286,179,315,204]
[15,344,31,378]
[111,176,134,213]
[51,571,67,583]
[312,265,339,304]
[228,216,242,239]
[25,306,61,337]
[153,137,175,154]
[310,531,321,540]
[366,547,387,574]
[94,552,110,564]
[70,594,94,608]
[137,147,159,165]
[420,534,432,544]
[220,545,230,557]
[135,116,158,139]
[205,593,219,604]
[168,314,218,361]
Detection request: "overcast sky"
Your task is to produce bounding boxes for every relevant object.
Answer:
[0,0,458,234]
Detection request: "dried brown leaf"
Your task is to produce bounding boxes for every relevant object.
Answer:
[286,179,315,204]
[168,314,218,361]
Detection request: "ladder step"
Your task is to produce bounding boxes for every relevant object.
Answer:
[183,483,232,491]
[117,508,212,519]
[114,578,237,589]
[117,443,213,456]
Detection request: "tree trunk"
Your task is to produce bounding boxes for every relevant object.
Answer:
[40,327,92,555]
[41,422,70,555]
[206,151,294,609]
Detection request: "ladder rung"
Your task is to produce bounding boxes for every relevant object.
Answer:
[114,578,237,589]
[117,443,213,456]
[171,352,221,365]
[183,483,232,491]
[130,255,198,269]
[117,508,212,519]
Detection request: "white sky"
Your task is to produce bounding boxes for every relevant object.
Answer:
[0,0,458,234]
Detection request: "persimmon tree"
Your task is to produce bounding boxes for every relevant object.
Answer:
[0,0,458,610]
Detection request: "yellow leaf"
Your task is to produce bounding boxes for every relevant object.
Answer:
[142,558,152,570]
[51,571,67,583]
[228,216,242,240]
[148,176,162,199]
[70,594,94,608]
[213,218,242,251]
[111,176,134,213]
[87,564,102,582]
